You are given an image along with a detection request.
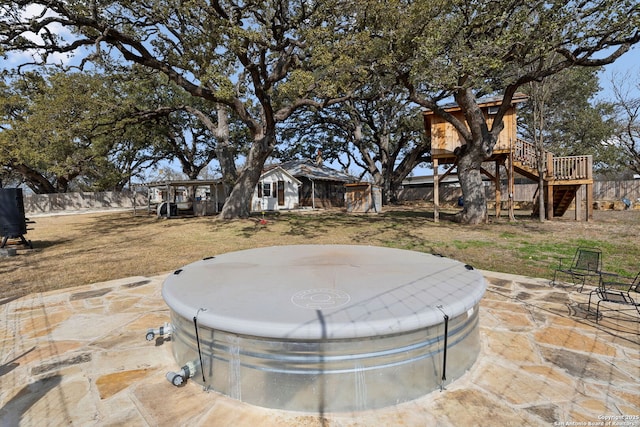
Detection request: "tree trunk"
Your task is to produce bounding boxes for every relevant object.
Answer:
[183,104,238,199]
[214,104,238,198]
[533,85,548,223]
[219,134,273,219]
[451,88,502,224]
[456,146,488,224]
[13,163,57,194]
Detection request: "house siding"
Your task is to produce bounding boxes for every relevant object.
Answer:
[297,177,347,208]
[252,168,300,211]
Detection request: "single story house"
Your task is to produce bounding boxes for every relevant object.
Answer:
[280,160,358,208]
[251,166,302,212]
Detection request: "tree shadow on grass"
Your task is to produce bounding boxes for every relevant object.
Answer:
[72,212,167,237]
[28,239,72,250]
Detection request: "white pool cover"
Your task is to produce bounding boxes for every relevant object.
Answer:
[162,245,486,412]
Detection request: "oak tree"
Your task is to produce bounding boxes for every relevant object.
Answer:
[354,0,640,223]
[1,0,352,218]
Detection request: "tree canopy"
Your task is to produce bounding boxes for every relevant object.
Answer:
[0,71,132,192]
[389,0,639,222]
[1,0,639,222]
[1,0,355,217]
[518,67,617,170]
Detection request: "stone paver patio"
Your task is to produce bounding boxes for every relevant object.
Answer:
[1,271,638,426]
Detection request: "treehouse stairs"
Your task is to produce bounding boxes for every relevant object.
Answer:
[530,185,579,218]
[511,139,593,220]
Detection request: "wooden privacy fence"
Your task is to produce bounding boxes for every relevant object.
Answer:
[593,180,640,201]
[399,179,640,205]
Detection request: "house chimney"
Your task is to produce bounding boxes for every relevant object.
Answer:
[316,149,322,166]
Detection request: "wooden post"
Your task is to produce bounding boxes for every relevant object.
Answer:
[545,184,554,220]
[508,144,515,221]
[209,184,215,214]
[433,158,439,223]
[495,160,501,219]
[167,183,172,218]
[575,185,583,221]
[132,187,137,216]
[586,156,593,221]
[586,183,593,221]
[544,153,553,220]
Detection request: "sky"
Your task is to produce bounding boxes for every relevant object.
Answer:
[597,46,640,101]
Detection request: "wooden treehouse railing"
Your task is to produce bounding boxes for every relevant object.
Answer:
[513,139,592,182]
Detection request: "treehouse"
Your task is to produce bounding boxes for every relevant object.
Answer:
[423,94,594,221]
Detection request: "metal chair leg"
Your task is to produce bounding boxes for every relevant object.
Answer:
[596,300,603,323]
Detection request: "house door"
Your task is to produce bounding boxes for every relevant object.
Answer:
[277,181,285,206]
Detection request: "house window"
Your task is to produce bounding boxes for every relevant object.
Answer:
[263,182,271,197]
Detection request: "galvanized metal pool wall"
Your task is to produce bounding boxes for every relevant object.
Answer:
[162,245,486,412]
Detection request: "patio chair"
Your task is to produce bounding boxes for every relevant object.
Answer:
[587,271,640,323]
[551,247,602,292]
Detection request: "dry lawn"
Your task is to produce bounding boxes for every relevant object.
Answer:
[1,204,639,300]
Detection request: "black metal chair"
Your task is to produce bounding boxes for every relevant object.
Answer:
[588,271,640,323]
[551,248,602,292]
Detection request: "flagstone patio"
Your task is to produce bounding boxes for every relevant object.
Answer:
[1,271,638,426]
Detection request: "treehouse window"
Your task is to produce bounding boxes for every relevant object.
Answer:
[487,106,499,115]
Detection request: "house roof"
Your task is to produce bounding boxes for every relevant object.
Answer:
[260,165,302,185]
[402,175,461,186]
[277,160,358,183]
[423,92,529,115]
[137,179,222,189]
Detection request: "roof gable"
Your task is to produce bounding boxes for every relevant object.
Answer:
[260,166,302,184]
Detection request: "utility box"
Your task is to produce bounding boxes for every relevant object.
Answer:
[345,183,382,213]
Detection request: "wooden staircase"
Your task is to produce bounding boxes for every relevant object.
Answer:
[512,139,593,219]
[531,185,580,217]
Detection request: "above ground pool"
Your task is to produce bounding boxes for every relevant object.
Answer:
[161,245,486,412]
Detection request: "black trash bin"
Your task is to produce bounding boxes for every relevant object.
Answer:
[0,188,32,248]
